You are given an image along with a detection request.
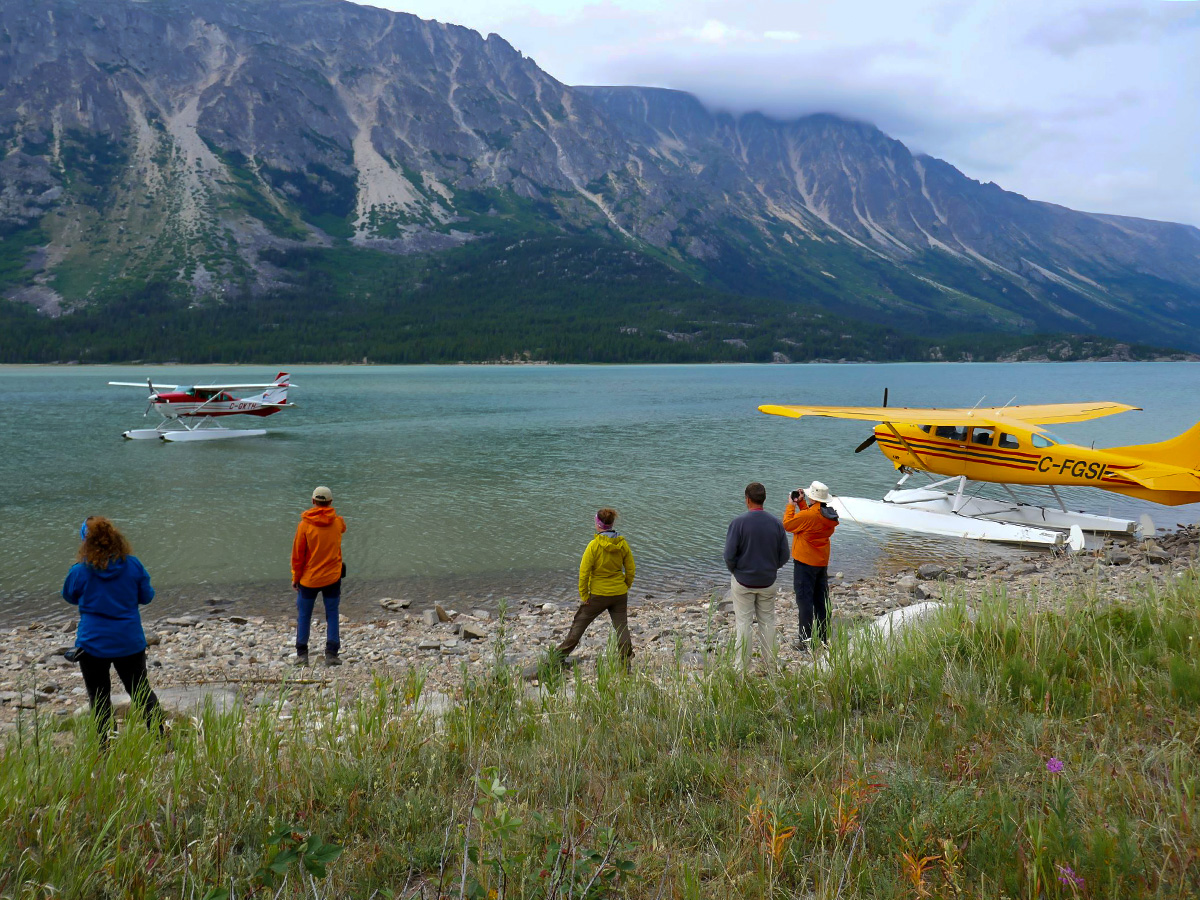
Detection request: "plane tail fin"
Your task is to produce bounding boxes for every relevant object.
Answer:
[1109,421,1200,468]
[262,375,291,405]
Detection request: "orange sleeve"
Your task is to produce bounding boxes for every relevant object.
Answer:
[784,500,823,535]
[783,500,802,531]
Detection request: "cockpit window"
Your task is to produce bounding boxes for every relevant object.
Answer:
[971,427,995,446]
[935,425,968,441]
[1031,434,1056,449]
[919,425,931,433]
[998,432,1020,449]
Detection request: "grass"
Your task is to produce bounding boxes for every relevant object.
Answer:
[3,575,1199,898]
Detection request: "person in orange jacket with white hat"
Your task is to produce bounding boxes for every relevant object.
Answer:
[783,480,839,650]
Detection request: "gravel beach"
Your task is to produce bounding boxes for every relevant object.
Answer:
[3,527,1195,732]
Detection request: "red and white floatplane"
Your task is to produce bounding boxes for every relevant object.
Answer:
[109,372,295,442]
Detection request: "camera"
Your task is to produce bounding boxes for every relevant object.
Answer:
[790,489,802,501]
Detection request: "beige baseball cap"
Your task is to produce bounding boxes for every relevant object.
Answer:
[312,486,333,502]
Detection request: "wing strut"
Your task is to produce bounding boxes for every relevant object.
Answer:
[884,422,926,469]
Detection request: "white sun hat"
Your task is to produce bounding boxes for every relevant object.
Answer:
[804,480,831,503]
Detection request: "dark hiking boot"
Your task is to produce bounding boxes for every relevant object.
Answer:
[323,653,343,667]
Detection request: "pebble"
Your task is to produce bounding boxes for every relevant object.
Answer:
[0,525,1194,731]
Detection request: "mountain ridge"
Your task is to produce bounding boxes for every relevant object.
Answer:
[1,0,1198,352]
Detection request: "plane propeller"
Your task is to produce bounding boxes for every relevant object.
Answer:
[853,388,888,453]
[143,378,157,417]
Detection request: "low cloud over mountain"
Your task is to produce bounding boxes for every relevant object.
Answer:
[1,0,1198,349]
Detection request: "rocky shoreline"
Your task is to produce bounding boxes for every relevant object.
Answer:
[2,527,1195,732]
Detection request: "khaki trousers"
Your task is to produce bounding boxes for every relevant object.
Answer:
[730,576,778,671]
[557,593,633,660]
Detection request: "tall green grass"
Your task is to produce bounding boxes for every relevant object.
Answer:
[2,573,1198,898]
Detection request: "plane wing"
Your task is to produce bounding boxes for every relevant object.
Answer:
[188,382,293,390]
[985,402,1141,424]
[109,381,179,391]
[758,401,1139,431]
[110,381,292,391]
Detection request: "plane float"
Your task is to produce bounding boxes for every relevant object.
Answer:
[109,373,294,442]
[759,394,1200,551]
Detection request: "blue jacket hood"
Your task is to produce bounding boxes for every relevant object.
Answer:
[91,557,130,579]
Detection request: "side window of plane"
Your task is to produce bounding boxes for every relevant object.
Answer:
[935,425,968,441]
[1031,434,1055,449]
[971,427,995,446]
[919,425,932,433]
[998,432,1020,449]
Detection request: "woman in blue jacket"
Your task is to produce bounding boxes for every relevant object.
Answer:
[63,516,163,742]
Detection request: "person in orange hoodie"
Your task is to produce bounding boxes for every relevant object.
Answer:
[291,485,347,666]
[783,480,839,650]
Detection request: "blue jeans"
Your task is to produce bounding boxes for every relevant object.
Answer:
[296,580,341,654]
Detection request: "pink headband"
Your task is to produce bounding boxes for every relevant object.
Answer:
[595,514,612,530]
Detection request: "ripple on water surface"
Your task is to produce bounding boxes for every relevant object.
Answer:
[3,362,1198,622]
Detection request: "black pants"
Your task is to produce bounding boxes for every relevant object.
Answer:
[793,561,830,644]
[557,593,633,661]
[77,650,163,741]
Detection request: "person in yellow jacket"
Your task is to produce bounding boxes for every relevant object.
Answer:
[290,485,347,666]
[554,507,636,666]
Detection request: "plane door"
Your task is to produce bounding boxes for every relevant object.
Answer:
[931,424,970,476]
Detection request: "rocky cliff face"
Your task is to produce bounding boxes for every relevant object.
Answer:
[2,0,1199,346]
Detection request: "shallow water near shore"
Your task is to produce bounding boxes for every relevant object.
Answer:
[3,362,1199,623]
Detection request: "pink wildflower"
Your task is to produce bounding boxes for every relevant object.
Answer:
[1057,863,1085,887]
[1046,757,1064,774]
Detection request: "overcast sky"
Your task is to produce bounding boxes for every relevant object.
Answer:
[360,0,1200,226]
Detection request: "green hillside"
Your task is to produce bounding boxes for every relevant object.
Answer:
[0,236,1174,364]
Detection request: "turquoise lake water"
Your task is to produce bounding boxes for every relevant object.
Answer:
[3,363,1198,622]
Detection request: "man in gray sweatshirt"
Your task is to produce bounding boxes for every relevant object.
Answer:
[723,482,791,672]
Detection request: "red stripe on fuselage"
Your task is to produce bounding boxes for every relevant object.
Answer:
[154,402,281,418]
[876,437,1039,469]
[882,434,1042,460]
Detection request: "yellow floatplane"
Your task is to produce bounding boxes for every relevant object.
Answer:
[759,397,1200,550]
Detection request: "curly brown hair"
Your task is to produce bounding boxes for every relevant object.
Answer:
[77,516,132,570]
